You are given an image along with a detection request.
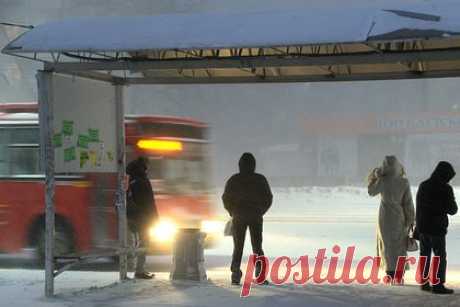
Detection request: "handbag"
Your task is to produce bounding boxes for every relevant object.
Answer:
[224,219,233,236]
[407,225,419,252]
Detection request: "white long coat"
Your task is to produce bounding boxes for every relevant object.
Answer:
[368,157,415,272]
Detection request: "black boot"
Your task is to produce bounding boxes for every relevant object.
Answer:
[134,272,154,279]
[420,283,431,292]
[231,271,242,286]
[384,271,395,284]
[432,284,454,295]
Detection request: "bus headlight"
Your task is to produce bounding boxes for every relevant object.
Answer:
[201,220,222,234]
[149,220,177,242]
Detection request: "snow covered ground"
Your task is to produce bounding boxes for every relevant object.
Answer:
[1,186,460,306]
[1,268,460,307]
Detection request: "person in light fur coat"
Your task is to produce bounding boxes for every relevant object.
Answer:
[368,155,415,284]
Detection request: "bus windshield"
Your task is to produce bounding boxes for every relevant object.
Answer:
[147,157,210,195]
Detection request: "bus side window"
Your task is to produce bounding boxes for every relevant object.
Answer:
[0,129,10,175]
[12,127,39,144]
[0,144,9,175]
[5,127,41,176]
[9,147,41,175]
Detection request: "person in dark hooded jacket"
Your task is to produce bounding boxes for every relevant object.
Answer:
[126,156,159,279]
[222,153,273,285]
[416,161,458,294]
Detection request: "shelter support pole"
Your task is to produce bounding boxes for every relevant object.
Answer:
[37,71,55,297]
[115,84,128,280]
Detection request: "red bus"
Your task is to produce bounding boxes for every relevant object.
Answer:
[0,103,218,260]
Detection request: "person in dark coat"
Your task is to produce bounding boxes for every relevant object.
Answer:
[222,153,273,285]
[416,161,458,294]
[126,156,159,279]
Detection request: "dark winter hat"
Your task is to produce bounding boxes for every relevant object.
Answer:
[431,161,456,183]
[239,152,256,174]
[126,156,148,176]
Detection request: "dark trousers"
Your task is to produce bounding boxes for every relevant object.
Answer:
[420,233,447,285]
[231,216,264,281]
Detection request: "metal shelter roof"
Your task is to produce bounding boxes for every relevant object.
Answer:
[3,4,460,84]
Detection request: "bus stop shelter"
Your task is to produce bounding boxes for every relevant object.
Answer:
[2,3,460,297]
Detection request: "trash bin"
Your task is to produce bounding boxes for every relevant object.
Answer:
[170,229,207,281]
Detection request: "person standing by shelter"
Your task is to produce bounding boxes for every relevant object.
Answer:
[368,155,415,284]
[126,156,159,279]
[416,161,458,294]
[222,152,273,285]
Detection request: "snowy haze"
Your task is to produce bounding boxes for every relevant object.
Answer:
[127,79,460,186]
